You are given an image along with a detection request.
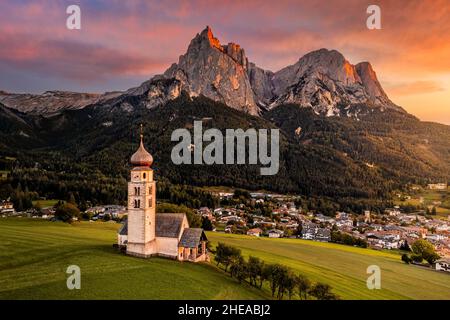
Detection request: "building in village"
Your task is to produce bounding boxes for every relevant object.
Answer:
[117,128,208,262]
[0,200,14,215]
[247,228,262,237]
[435,258,450,273]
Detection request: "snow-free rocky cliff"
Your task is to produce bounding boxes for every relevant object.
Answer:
[0,26,403,117]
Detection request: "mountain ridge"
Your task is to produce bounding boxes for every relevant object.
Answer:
[0,26,407,119]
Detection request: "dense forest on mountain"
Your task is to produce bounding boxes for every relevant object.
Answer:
[1,95,449,211]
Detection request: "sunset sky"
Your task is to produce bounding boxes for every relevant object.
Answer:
[0,0,449,124]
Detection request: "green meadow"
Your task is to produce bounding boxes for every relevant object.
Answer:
[0,218,449,300]
[207,233,450,300]
[0,218,265,300]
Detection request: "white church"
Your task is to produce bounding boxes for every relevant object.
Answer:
[117,128,208,262]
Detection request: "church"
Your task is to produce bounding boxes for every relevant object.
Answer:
[117,128,208,262]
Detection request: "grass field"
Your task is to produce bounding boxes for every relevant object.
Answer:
[395,188,450,217]
[31,199,61,208]
[207,233,450,300]
[0,218,266,300]
[1,218,449,300]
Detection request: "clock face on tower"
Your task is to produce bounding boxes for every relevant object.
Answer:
[133,173,140,180]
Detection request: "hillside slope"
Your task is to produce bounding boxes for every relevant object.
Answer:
[208,232,450,300]
[1,95,450,201]
[0,219,267,300]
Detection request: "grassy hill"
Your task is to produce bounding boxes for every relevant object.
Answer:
[1,219,450,300]
[207,233,450,300]
[0,219,266,300]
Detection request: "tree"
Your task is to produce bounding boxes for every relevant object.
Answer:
[309,282,339,300]
[411,239,440,265]
[263,264,280,298]
[247,256,264,287]
[54,203,80,223]
[229,255,246,282]
[284,271,297,300]
[201,217,213,231]
[214,242,241,272]
[411,253,423,263]
[401,253,411,264]
[296,274,311,300]
[399,240,411,251]
[424,251,440,265]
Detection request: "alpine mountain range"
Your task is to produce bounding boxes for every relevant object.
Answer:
[1,26,449,198]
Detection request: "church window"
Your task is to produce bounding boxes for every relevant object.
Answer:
[135,187,140,196]
[143,173,146,179]
[134,199,140,208]
[149,199,151,207]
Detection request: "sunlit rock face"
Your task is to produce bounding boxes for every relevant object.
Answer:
[248,48,402,116]
[355,62,401,111]
[162,26,259,115]
[0,27,403,118]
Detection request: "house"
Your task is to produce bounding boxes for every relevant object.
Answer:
[117,130,208,263]
[301,223,331,242]
[385,208,401,216]
[247,228,262,237]
[315,228,331,242]
[0,201,14,214]
[427,183,447,190]
[435,259,450,273]
[268,229,284,238]
[117,222,128,246]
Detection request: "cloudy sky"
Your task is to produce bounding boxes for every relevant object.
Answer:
[0,0,449,124]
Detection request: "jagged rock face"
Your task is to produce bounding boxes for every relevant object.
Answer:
[355,62,401,111]
[0,90,121,117]
[161,26,259,115]
[247,62,275,108]
[1,27,403,118]
[249,48,402,116]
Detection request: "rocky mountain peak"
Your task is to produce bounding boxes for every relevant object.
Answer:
[248,47,403,116]
[186,26,248,69]
[1,27,404,118]
[354,61,399,110]
[159,26,258,114]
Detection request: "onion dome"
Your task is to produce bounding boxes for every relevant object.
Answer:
[130,127,153,167]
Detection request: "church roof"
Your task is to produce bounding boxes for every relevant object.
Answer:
[130,127,153,167]
[179,228,207,248]
[155,213,185,238]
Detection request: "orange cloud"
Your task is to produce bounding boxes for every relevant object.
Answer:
[385,81,445,96]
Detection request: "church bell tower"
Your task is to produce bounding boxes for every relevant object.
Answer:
[126,125,157,257]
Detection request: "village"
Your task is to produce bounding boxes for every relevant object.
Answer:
[1,185,450,273]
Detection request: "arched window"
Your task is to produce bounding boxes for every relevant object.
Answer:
[149,199,152,207]
[143,173,146,179]
[137,199,140,208]
[134,199,138,208]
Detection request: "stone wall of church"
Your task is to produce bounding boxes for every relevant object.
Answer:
[156,237,179,258]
